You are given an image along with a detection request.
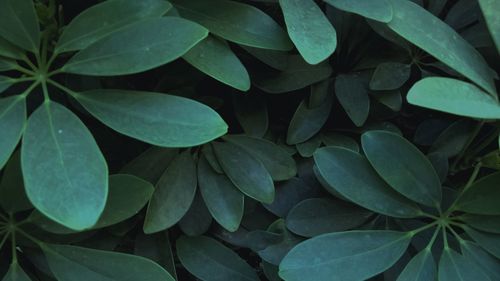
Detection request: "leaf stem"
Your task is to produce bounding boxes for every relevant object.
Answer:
[0,232,8,250]
[15,227,43,246]
[12,64,37,76]
[442,226,449,249]
[0,212,8,222]
[445,225,464,244]
[408,221,439,237]
[445,162,482,215]
[19,81,41,99]
[425,225,441,250]
[450,121,484,172]
[41,80,51,102]
[20,54,38,72]
[47,79,79,98]
[10,230,17,263]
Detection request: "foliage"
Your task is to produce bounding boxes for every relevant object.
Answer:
[0,0,499,280]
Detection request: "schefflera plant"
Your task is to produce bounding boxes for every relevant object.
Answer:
[279,130,500,281]
[0,0,228,232]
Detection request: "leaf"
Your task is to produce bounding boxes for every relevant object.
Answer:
[121,147,179,184]
[178,192,213,236]
[313,147,421,218]
[177,235,260,281]
[0,37,24,59]
[438,248,491,281]
[479,0,500,53]
[324,0,393,22]
[21,101,108,231]
[387,0,496,96]
[279,0,337,64]
[369,62,411,90]
[198,155,244,232]
[455,172,500,215]
[259,219,303,265]
[172,0,292,51]
[233,94,269,138]
[0,96,25,170]
[63,17,208,76]
[279,231,411,281]
[361,130,442,207]
[55,0,172,53]
[254,56,332,94]
[296,134,322,157]
[335,73,370,127]
[287,96,333,145]
[0,59,16,72]
[0,151,32,213]
[224,135,297,181]
[0,0,40,52]
[286,198,372,237]
[0,76,15,94]
[43,244,174,281]
[144,151,197,234]
[430,119,476,158]
[396,250,436,281]
[201,144,223,174]
[321,132,359,152]
[184,36,250,91]
[75,90,227,148]
[462,214,500,234]
[241,45,289,70]
[464,227,500,259]
[407,77,500,119]
[213,142,275,204]
[134,232,178,280]
[2,262,31,281]
[462,241,500,280]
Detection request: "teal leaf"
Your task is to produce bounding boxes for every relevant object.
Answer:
[396,250,436,281]
[21,101,108,231]
[178,192,213,236]
[361,130,442,207]
[2,262,31,281]
[335,73,370,127]
[479,0,500,53]
[0,0,40,52]
[296,134,322,157]
[172,0,292,51]
[55,0,172,53]
[177,235,260,281]
[313,147,421,218]
[407,77,500,119]
[0,76,15,94]
[369,62,411,90]
[183,36,250,91]
[462,241,500,280]
[233,94,269,138]
[144,151,197,234]
[0,151,32,213]
[0,96,25,170]
[464,227,500,259]
[462,214,500,234]
[280,0,337,64]
[279,231,411,281]
[259,219,302,266]
[75,90,227,148]
[324,0,393,22]
[438,248,491,281]
[287,95,333,145]
[43,244,174,281]
[198,155,244,232]
[286,198,372,237]
[63,17,208,76]
[213,142,275,204]
[134,232,178,280]
[321,132,360,152]
[455,172,500,215]
[387,0,496,96]
[224,135,297,181]
[201,144,223,174]
[241,45,289,70]
[121,147,179,184]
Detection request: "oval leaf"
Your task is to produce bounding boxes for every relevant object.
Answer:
[335,73,370,127]
[0,96,25,170]
[438,248,491,281]
[287,96,333,145]
[455,171,500,215]
[369,62,411,90]
[324,0,393,22]
[0,0,40,52]
[396,250,436,281]
[479,0,500,53]
[464,227,500,259]
[462,214,500,234]
[2,262,31,281]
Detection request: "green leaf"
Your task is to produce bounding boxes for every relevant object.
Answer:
[224,135,297,181]
[254,56,332,94]
[172,0,292,51]
[56,0,172,53]
[408,77,500,119]
[0,37,24,59]
[75,90,227,148]
[361,130,442,207]
[198,155,244,232]
[286,198,372,237]
[464,227,500,259]
[287,96,333,145]
[0,59,16,72]
[296,134,322,157]
[0,76,15,95]
[21,101,108,231]
[324,0,393,22]
[2,262,31,281]
[0,151,32,213]
[177,235,260,281]
[430,119,476,158]
[462,214,500,234]
[241,45,289,70]
[387,0,496,96]
[438,248,491,281]
[0,0,40,52]
[335,73,370,127]
[178,192,213,236]
[369,62,411,90]
[144,151,197,234]
[313,147,421,217]
[43,244,174,281]
[455,172,500,215]
[279,0,337,64]
[121,147,179,184]
[259,219,302,265]
[396,250,436,281]
[479,0,500,53]
[321,132,360,152]
[201,144,224,174]
[0,96,25,170]
[279,231,411,281]
[233,94,269,138]
[462,241,500,280]
[213,142,275,204]
[184,36,250,91]
[134,232,178,280]
[63,17,208,76]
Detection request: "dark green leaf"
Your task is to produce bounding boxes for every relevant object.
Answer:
[321,132,359,152]
[287,96,332,145]
[296,134,322,157]
[430,119,476,158]
[121,147,178,184]
[396,250,436,281]
[178,192,213,236]
[202,144,223,174]
[21,101,108,231]
[279,231,411,281]
[462,214,500,234]
[0,96,25,170]
[134,232,178,280]
[144,151,197,233]
[464,227,500,259]
[2,262,31,281]
[324,0,393,22]
[0,76,15,94]
[369,62,410,90]
[0,151,32,213]
[259,219,302,265]
[335,73,370,127]
[63,17,208,76]
[455,172,500,215]
[241,45,289,70]
[462,241,500,280]
[0,59,16,72]
[0,37,24,59]
[0,0,40,52]
[233,94,268,138]
[438,248,491,281]
[75,90,227,148]
[479,0,500,53]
